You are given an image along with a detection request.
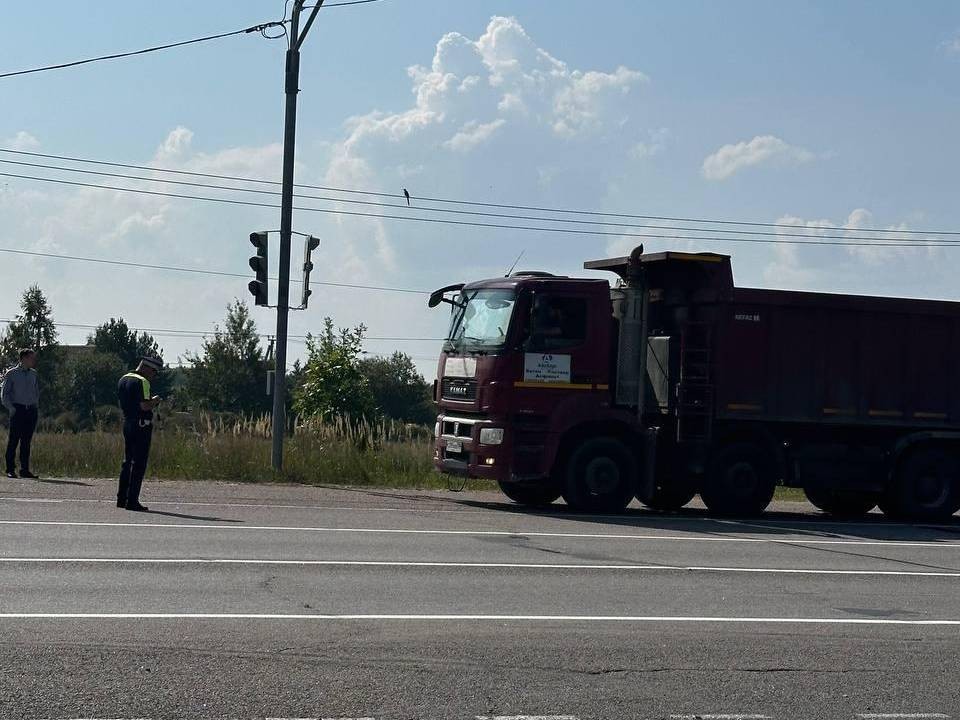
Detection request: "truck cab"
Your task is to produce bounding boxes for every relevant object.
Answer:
[431,270,641,510]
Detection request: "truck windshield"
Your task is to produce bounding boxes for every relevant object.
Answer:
[445,289,516,352]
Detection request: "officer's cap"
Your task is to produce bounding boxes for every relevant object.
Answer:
[139,356,163,372]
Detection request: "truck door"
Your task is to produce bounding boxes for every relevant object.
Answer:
[520,293,605,388]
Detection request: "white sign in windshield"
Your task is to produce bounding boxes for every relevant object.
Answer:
[523,353,571,383]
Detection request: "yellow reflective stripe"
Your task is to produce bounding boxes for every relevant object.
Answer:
[122,372,151,400]
[514,381,605,390]
[727,402,762,411]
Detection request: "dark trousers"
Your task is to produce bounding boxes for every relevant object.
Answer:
[6,404,37,473]
[118,419,152,506]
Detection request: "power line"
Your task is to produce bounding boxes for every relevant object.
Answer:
[2,146,955,238]
[306,0,390,7]
[0,317,442,343]
[0,21,288,80]
[3,170,955,249]
[3,157,956,245]
[0,246,428,295]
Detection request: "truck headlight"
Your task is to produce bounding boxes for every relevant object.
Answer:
[434,421,441,438]
[479,428,504,445]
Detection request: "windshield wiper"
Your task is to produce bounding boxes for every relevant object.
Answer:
[455,335,494,355]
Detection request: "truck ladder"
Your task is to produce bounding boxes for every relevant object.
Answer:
[676,321,714,443]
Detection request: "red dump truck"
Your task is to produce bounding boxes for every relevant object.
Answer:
[429,246,960,520]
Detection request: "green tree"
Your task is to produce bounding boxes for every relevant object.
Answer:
[183,300,268,414]
[294,318,374,422]
[0,286,61,413]
[89,317,171,397]
[89,318,162,368]
[360,352,433,425]
[1,285,58,362]
[55,350,126,424]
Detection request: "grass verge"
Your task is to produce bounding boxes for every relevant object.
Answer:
[23,415,811,500]
[28,417,494,491]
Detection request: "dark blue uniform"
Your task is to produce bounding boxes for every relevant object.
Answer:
[117,372,153,508]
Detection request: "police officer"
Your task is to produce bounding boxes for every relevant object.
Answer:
[117,357,162,511]
[2,348,40,479]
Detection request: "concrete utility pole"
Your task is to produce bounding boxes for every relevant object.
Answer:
[271,0,324,470]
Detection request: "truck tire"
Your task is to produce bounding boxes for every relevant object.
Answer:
[562,437,636,513]
[701,442,776,516]
[497,481,561,507]
[804,487,878,518]
[885,446,960,521]
[641,481,698,512]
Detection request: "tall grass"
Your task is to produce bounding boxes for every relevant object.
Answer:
[23,413,804,500]
[28,413,493,490]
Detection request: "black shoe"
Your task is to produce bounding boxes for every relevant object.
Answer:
[116,499,126,509]
[5,471,16,479]
[126,502,149,513]
[20,471,38,479]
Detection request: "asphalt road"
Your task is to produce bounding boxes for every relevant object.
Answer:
[1,477,959,719]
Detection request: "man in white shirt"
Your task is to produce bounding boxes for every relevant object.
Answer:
[2,348,40,479]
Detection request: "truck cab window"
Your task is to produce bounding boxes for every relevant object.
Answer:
[528,296,588,351]
[446,289,517,352]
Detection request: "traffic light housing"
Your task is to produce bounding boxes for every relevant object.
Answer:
[300,235,320,308]
[248,231,269,306]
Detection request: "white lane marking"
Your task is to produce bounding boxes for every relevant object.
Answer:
[4,495,960,537]
[2,613,960,625]
[1,520,958,549]
[5,495,958,530]
[477,716,578,719]
[0,495,488,515]
[2,557,959,578]
[858,715,951,718]
[0,498,63,503]
[671,715,771,719]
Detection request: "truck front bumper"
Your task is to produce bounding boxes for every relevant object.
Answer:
[434,414,512,482]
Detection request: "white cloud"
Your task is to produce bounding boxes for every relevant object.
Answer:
[630,127,671,160]
[4,131,40,152]
[552,66,647,136]
[154,126,194,162]
[701,135,814,181]
[762,209,942,292]
[443,119,506,152]
[941,32,960,55]
[318,14,652,320]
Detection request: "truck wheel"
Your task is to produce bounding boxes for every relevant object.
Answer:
[804,487,878,518]
[497,481,561,507]
[641,481,698,512]
[562,437,636,513]
[701,442,776,516]
[885,446,960,521]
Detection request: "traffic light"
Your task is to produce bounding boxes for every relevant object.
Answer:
[248,231,269,306]
[300,235,320,308]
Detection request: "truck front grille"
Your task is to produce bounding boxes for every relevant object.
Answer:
[441,377,478,401]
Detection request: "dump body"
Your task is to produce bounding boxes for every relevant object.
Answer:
[715,287,960,428]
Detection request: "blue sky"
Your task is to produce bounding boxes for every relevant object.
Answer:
[2,1,960,372]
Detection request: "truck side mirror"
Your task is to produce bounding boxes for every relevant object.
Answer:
[428,283,465,308]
